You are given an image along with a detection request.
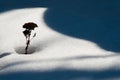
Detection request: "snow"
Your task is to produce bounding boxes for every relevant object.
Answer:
[0,8,120,80]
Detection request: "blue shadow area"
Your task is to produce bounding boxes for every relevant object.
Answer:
[44,0,120,52]
[0,69,120,80]
[0,0,51,12]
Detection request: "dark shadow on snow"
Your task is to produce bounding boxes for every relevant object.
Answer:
[43,0,120,53]
[15,46,37,54]
[0,53,11,58]
[0,0,60,12]
[0,68,120,80]
[0,0,48,12]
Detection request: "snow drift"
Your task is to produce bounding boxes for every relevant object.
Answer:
[0,8,120,80]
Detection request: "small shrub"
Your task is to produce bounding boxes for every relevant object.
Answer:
[23,22,38,54]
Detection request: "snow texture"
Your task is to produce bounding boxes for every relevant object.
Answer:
[0,8,120,80]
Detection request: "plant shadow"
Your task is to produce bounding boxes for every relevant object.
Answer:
[15,46,37,54]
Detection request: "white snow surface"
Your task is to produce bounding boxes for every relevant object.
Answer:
[0,8,120,80]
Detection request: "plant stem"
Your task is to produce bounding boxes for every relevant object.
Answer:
[25,36,30,54]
